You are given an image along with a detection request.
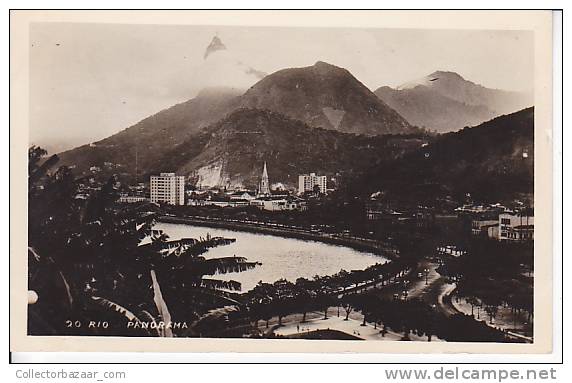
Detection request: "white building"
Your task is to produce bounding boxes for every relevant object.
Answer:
[150,173,185,205]
[250,197,307,212]
[298,173,327,194]
[188,199,250,208]
[118,195,147,203]
[229,191,257,201]
[497,213,534,241]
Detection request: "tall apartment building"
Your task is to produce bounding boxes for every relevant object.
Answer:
[150,173,185,205]
[298,173,327,194]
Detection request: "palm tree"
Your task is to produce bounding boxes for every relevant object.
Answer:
[143,233,259,320]
[28,147,85,334]
[27,147,260,336]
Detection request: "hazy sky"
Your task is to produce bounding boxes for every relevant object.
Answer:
[29,23,534,153]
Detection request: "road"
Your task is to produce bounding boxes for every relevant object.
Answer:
[365,259,460,317]
[259,259,459,340]
[410,260,459,317]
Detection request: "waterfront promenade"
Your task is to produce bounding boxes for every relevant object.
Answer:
[273,312,443,342]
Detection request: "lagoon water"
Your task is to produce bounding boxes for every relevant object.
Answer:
[155,222,388,292]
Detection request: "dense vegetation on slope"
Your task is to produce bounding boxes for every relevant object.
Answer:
[150,108,428,189]
[357,107,534,203]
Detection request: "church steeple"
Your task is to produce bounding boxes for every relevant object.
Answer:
[259,162,270,195]
[262,162,268,179]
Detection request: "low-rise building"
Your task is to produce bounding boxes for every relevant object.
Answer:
[188,197,250,208]
[436,245,467,257]
[229,191,257,201]
[250,197,307,212]
[471,219,499,236]
[118,195,147,203]
[464,210,533,241]
[505,225,534,241]
[487,225,500,239]
[415,209,436,229]
[498,212,534,241]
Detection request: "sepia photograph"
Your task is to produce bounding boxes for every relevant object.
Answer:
[9,10,556,355]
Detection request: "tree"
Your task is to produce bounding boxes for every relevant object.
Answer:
[246,282,276,328]
[484,305,499,324]
[312,184,322,196]
[294,277,316,323]
[27,147,260,336]
[348,292,377,327]
[436,314,509,343]
[138,231,260,325]
[332,269,351,292]
[313,275,336,319]
[349,270,367,291]
[28,147,84,334]
[272,279,296,326]
[340,294,356,321]
[465,296,481,317]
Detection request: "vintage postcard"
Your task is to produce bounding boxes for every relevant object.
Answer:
[10,10,554,354]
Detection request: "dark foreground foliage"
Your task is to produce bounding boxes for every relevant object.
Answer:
[28,147,258,337]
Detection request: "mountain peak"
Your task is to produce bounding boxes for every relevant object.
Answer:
[204,35,227,59]
[239,61,414,136]
[376,70,533,134]
[397,71,467,90]
[313,60,336,68]
[428,70,465,81]
[312,61,346,74]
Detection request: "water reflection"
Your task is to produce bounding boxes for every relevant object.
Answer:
[156,222,387,292]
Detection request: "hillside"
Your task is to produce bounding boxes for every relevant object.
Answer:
[147,108,428,189]
[58,87,243,176]
[374,85,497,133]
[360,107,534,203]
[375,71,532,133]
[58,61,419,180]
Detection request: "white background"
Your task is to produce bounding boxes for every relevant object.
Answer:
[2,0,566,380]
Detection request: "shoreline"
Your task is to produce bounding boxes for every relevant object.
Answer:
[157,215,399,260]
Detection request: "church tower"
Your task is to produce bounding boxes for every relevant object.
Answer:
[259,162,270,195]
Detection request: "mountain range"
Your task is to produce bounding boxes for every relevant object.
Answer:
[375,71,532,133]
[58,61,423,186]
[57,53,533,195]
